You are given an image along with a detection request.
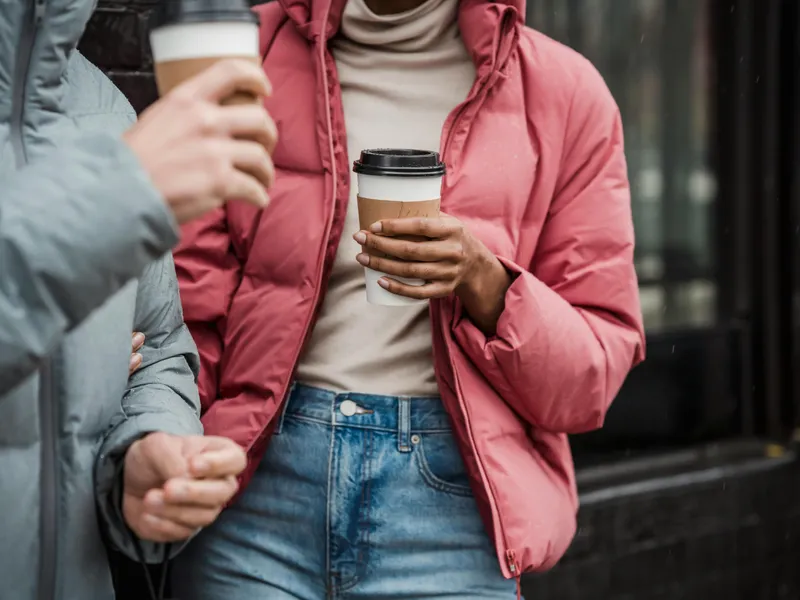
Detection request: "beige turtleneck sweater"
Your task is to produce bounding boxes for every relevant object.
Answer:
[294,0,476,396]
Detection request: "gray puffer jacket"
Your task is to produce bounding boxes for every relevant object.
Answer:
[0,2,203,600]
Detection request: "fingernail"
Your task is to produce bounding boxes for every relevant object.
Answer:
[169,483,188,501]
[132,332,145,346]
[145,492,164,508]
[370,222,383,233]
[353,231,367,244]
[144,514,162,525]
[356,253,369,266]
[192,458,209,474]
[378,278,390,289]
[129,354,141,368]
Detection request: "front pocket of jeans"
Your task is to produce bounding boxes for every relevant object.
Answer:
[414,433,474,498]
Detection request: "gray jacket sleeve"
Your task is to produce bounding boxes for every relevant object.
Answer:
[94,253,203,563]
[0,132,178,394]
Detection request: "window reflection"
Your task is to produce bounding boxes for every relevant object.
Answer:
[528,0,716,332]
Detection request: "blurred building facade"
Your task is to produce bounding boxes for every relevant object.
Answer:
[80,0,800,598]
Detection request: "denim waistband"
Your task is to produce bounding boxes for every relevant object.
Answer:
[282,384,451,436]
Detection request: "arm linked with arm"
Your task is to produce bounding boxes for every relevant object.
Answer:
[452,65,646,434]
[173,208,243,410]
[0,133,177,394]
[94,253,203,562]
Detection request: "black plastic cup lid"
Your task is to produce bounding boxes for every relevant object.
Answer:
[150,0,259,29]
[353,149,446,177]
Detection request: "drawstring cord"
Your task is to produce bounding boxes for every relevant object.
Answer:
[127,528,172,600]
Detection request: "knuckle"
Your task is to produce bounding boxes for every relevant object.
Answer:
[400,262,417,278]
[403,243,420,260]
[167,88,194,108]
[452,243,467,262]
[230,59,249,75]
[196,106,220,135]
[416,265,433,280]
[209,151,231,178]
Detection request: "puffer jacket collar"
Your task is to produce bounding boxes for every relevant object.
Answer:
[0,0,96,105]
[277,0,524,76]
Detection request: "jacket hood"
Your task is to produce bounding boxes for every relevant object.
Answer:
[276,0,524,73]
[0,0,98,120]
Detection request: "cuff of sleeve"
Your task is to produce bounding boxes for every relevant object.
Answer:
[452,256,526,351]
[95,411,203,563]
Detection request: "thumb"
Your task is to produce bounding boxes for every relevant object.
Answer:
[187,436,247,479]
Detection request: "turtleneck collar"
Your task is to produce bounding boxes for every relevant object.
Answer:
[338,0,461,52]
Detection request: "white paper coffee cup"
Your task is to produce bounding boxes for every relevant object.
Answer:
[149,0,260,103]
[353,149,446,307]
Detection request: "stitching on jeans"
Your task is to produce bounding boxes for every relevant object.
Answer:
[325,395,337,599]
[415,436,474,498]
[397,397,410,452]
[339,429,372,594]
[286,413,451,434]
[275,383,296,435]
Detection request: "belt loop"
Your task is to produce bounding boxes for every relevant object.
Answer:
[276,382,297,435]
[398,396,411,453]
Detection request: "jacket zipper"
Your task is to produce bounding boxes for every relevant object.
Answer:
[11,2,60,599]
[507,549,521,599]
[438,21,519,580]
[10,0,44,166]
[263,4,342,438]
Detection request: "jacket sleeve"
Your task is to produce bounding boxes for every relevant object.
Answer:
[173,209,242,410]
[94,253,203,562]
[452,66,646,434]
[0,133,178,394]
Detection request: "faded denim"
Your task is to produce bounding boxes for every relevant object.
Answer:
[172,384,516,599]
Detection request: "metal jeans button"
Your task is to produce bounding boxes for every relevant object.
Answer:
[340,399,357,417]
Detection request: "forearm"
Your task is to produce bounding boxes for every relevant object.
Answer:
[0,134,176,393]
[97,254,201,559]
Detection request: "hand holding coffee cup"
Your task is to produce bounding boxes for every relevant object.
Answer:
[123,0,277,225]
[353,149,494,305]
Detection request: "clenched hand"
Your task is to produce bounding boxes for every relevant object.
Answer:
[123,432,247,542]
[124,59,278,224]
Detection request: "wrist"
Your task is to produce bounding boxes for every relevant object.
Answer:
[456,249,511,335]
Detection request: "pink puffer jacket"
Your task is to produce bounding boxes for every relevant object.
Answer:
[174,0,645,579]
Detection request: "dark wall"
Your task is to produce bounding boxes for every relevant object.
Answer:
[79,0,263,113]
[79,0,160,113]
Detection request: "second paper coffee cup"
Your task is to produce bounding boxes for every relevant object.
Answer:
[353,149,446,307]
[149,0,260,105]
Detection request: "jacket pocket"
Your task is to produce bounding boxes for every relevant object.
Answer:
[414,432,474,498]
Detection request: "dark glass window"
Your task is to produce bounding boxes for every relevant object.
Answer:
[529,0,715,332]
[528,0,800,464]
[527,1,740,464]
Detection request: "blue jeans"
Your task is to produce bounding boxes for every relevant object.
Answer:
[172,384,516,599]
